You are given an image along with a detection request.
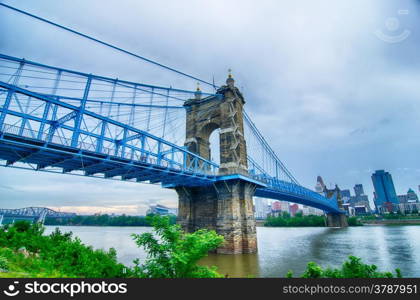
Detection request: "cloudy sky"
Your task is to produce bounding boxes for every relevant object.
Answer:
[0,0,419,214]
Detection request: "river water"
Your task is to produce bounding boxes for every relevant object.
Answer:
[44,225,420,278]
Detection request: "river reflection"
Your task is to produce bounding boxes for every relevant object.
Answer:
[45,225,420,278]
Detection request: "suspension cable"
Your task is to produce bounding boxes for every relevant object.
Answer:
[0,2,217,89]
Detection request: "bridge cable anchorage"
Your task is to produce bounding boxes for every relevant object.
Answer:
[0,3,217,89]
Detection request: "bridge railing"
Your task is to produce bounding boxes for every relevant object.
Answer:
[0,82,219,176]
[0,53,210,144]
[250,168,339,210]
[1,123,184,171]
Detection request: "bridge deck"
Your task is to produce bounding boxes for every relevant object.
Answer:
[0,129,216,187]
[0,128,342,213]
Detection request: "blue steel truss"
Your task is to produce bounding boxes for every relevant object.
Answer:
[0,207,76,224]
[0,54,343,214]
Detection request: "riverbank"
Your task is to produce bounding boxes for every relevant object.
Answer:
[44,214,176,226]
[40,224,420,277]
[2,222,410,278]
[361,219,420,225]
[261,213,362,227]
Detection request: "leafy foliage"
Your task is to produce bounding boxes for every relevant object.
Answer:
[0,221,126,278]
[265,212,326,227]
[1,220,404,279]
[131,216,224,278]
[347,217,363,226]
[44,214,176,226]
[287,256,402,278]
[1,218,224,278]
[0,254,8,271]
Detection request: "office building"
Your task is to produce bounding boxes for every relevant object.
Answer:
[289,203,299,216]
[147,204,178,216]
[354,184,364,197]
[398,194,408,203]
[371,170,398,212]
[301,205,324,216]
[340,189,351,203]
[254,197,270,219]
[407,188,419,202]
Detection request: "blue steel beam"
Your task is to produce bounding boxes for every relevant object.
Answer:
[0,81,219,175]
[122,169,153,180]
[37,155,75,170]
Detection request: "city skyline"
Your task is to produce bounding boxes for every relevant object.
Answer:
[0,0,419,215]
[314,171,417,212]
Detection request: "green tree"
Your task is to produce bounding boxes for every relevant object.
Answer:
[347,217,362,226]
[0,221,126,278]
[265,214,326,227]
[288,256,402,278]
[131,216,224,278]
[45,213,176,226]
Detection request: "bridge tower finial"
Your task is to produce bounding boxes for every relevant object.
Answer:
[194,82,202,100]
[226,68,234,88]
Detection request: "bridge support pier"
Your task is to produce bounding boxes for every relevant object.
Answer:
[176,178,257,254]
[326,213,348,227]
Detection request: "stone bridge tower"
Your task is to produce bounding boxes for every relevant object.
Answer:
[324,185,348,227]
[175,74,258,254]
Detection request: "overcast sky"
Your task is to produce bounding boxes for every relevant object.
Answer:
[0,0,419,214]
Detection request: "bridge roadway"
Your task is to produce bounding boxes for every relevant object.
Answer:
[0,117,341,214]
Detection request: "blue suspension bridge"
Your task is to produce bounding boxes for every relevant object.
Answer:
[0,3,346,253]
[0,53,342,213]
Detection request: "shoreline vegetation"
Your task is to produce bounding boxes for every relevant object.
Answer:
[0,217,403,278]
[264,212,420,227]
[359,213,420,225]
[42,212,420,228]
[44,214,176,227]
[263,212,362,227]
[361,219,420,225]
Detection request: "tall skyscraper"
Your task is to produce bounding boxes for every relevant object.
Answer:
[371,170,398,211]
[354,184,364,197]
[340,189,351,204]
[254,197,270,219]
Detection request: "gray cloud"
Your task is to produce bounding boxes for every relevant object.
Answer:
[0,0,419,212]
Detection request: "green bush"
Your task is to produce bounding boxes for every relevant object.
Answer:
[0,218,224,278]
[0,221,126,278]
[287,256,402,278]
[347,217,363,226]
[131,216,224,278]
[44,214,177,226]
[0,255,8,271]
[265,212,326,227]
